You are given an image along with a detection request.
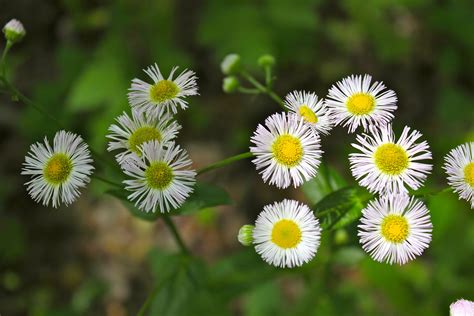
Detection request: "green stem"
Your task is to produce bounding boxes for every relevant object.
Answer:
[197,151,253,176]
[238,87,260,94]
[91,174,122,189]
[0,41,13,77]
[163,215,190,255]
[264,66,272,88]
[240,70,286,111]
[1,78,119,170]
[3,79,65,128]
[415,186,452,198]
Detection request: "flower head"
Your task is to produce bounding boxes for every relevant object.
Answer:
[326,74,397,133]
[21,130,94,208]
[358,194,432,265]
[128,63,198,115]
[349,124,432,194]
[123,141,196,213]
[444,142,474,209]
[250,112,323,189]
[3,19,25,43]
[450,299,474,316]
[284,90,333,135]
[253,199,321,268]
[107,109,181,165]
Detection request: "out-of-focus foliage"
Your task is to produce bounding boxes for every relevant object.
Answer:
[1,0,473,315]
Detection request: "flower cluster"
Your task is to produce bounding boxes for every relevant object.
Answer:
[22,61,198,213]
[241,73,472,268]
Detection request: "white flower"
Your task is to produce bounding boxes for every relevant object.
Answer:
[107,109,181,165]
[250,112,323,189]
[284,90,333,135]
[123,141,196,213]
[358,194,432,265]
[3,19,26,43]
[450,299,474,316]
[326,74,397,133]
[444,142,474,209]
[253,199,321,268]
[349,124,432,194]
[128,63,198,114]
[21,130,94,208]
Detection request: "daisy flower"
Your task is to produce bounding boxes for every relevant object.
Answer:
[128,63,198,114]
[349,124,432,194]
[253,199,321,268]
[250,112,323,189]
[21,130,94,208]
[284,90,333,135]
[107,109,181,165]
[123,141,196,213]
[326,74,397,133]
[358,194,432,265]
[443,142,474,208]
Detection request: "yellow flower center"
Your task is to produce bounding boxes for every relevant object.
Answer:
[272,135,303,167]
[43,153,73,185]
[145,162,174,190]
[346,93,375,115]
[298,105,318,123]
[374,143,409,175]
[271,219,302,249]
[149,80,179,103]
[381,214,409,243]
[128,126,162,155]
[464,162,474,187]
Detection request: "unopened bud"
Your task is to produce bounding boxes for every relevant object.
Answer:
[238,224,254,246]
[221,54,241,75]
[3,19,26,43]
[222,76,239,93]
[257,54,275,68]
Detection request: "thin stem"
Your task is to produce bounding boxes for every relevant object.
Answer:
[240,70,286,111]
[1,78,119,169]
[91,174,123,189]
[197,151,253,176]
[264,66,272,88]
[0,41,13,77]
[238,87,260,94]
[414,186,452,198]
[163,215,190,255]
[3,79,65,128]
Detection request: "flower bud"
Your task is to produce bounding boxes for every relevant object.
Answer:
[258,54,275,68]
[220,54,241,75]
[450,299,474,316]
[334,229,349,245]
[3,19,26,43]
[237,224,254,246]
[222,76,239,93]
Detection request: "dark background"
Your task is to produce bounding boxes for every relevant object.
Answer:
[0,0,473,315]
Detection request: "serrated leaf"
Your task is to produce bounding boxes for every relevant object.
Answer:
[313,186,372,230]
[107,182,232,221]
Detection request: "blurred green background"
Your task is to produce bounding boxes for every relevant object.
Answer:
[1,0,473,315]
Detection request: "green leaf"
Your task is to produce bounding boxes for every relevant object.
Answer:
[174,182,232,215]
[106,182,232,221]
[313,186,372,230]
[138,249,206,316]
[302,164,347,205]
